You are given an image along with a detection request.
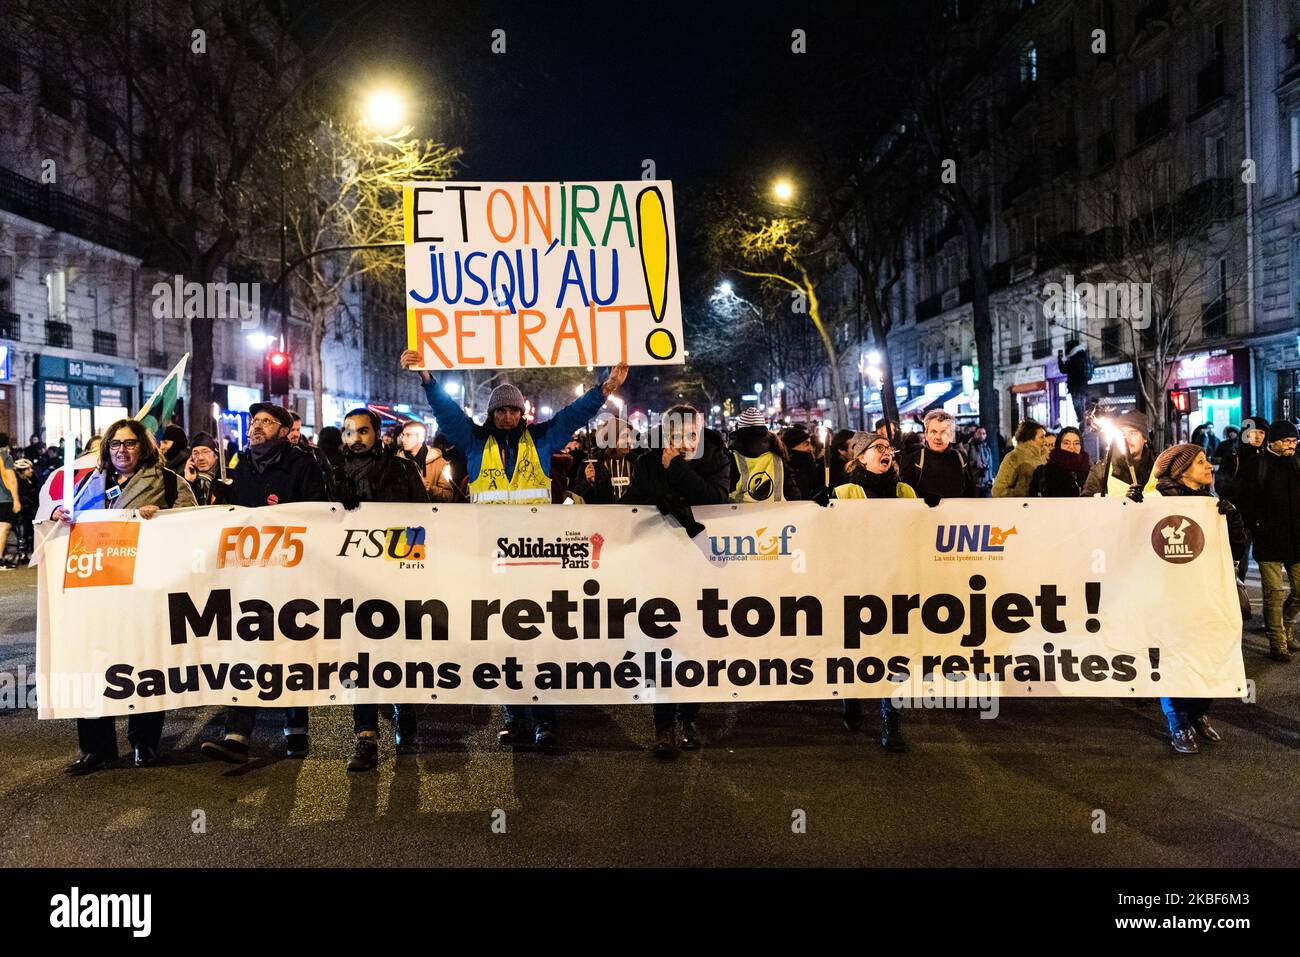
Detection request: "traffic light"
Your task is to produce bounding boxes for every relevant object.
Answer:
[1169,389,1197,414]
[267,350,290,396]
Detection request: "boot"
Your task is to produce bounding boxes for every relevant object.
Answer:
[880,708,908,753]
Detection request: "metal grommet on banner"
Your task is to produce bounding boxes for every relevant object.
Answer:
[329,694,336,701]
[430,694,438,700]
[530,507,538,513]
[531,695,539,702]
[431,507,438,513]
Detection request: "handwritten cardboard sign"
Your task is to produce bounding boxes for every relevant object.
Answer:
[403,181,683,369]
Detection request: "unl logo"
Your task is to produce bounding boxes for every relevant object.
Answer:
[64,522,140,587]
[935,524,1018,553]
[218,526,306,568]
[1151,515,1205,564]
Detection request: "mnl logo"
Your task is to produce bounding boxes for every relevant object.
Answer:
[339,527,427,567]
[63,522,140,588]
[935,524,1018,555]
[495,532,604,569]
[1151,515,1205,564]
[708,524,797,563]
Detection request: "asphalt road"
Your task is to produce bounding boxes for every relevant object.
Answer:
[1,564,1297,867]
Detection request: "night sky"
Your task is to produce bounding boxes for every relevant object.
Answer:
[332,0,901,186]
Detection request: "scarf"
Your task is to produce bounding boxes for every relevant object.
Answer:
[340,446,388,501]
[1047,447,1091,474]
[247,436,287,472]
[850,467,900,498]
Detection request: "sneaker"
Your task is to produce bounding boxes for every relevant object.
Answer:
[1169,728,1198,754]
[497,720,529,746]
[346,735,379,772]
[533,723,559,752]
[1289,636,1300,653]
[1192,715,1221,742]
[285,733,309,757]
[1268,647,1294,663]
[200,738,249,764]
[679,720,702,750]
[652,727,678,759]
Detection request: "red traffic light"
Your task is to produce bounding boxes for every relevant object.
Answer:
[1169,389,1194,414]
[266,350,291,395]
[269,351,288,368]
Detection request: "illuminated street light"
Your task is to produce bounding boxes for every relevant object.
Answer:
[718,280,734,297]
[362,87,408,135]
[773,178,795,202]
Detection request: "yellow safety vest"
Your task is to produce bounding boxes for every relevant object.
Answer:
[468,431,551,505]
[731,451,784,503]
[1105,468,1161,498]
[833,481,917,500]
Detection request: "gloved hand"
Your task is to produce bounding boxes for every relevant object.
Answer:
[923,494,941,508]
[1217,498,1236,516]
[812,488,832,508]
[1125,484,1143,503]
[341,493,362,511]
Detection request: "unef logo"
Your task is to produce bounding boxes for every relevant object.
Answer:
[708,525,797,563]
[217,526,306,568]
[935,525,1018,557]
[63,522,140,587]
[339,527,427,568]
[1150,515,1205,564]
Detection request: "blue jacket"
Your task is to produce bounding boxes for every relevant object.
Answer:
[421,379,608,484]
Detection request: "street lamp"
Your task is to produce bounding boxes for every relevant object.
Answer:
[362,87,408,136]
[772,178,795,202]
[718,280,733,297]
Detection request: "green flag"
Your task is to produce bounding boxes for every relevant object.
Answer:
[136,353,189,440]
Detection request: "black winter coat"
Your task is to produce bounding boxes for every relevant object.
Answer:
[1155,478,1247,563]
[898,444,975,499]
[228,441,328,508]
[331,450,430,504]
[727,427,802,501]
[1228,450,1300,563]
[625,428,731,508]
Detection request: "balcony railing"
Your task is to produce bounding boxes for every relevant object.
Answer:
[1031,337,1053,359]
[0,166,135,254]
[92,330,117,356]
[1135,95,1169,143]
[46,320,73,348]
[1202,298,1228,339]
[0,312,20,340]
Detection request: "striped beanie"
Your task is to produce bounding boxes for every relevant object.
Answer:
[735,407,767,429]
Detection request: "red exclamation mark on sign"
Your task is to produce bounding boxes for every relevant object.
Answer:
[589,533,604,569]
[1084,581,1101,633]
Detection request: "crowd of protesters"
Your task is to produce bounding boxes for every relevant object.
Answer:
[37,353,1295,773]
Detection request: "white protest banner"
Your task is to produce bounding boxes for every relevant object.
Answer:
[35,497,1245,719]
[402,181,683,369]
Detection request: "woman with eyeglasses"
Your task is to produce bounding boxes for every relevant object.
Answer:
[826,432,913,752]
[52,418,197,775]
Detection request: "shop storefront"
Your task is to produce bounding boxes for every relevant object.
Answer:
[35,356,136,450]
[1168,349,1249,435]
[1087,360,1140,415]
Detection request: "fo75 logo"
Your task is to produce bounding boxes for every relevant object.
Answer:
[218,526,307,568]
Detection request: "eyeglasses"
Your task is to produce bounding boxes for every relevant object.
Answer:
[108,439,141,451]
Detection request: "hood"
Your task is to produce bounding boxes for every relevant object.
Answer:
[731,426,774,459]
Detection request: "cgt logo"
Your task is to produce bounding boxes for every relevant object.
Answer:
[63,522,140,587]
[935,524,1018,554]
[218,526,306,568]
[339,527,427,567]
[708,524,797,563]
